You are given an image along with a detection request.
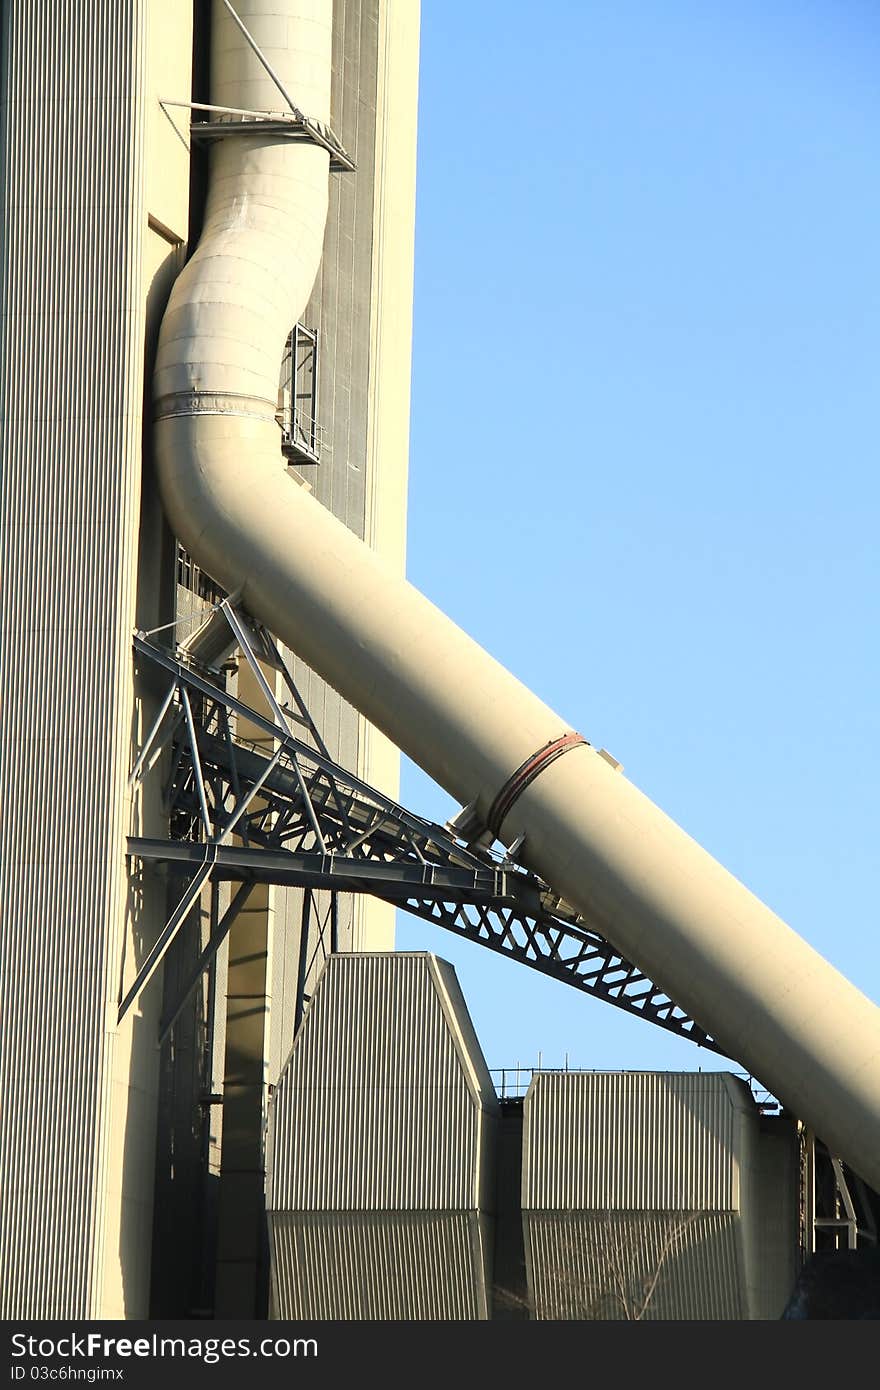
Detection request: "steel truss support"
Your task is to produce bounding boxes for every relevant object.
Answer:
[293,889,338,1034]
[126,608,721,1055]
[803,1130,878,1255]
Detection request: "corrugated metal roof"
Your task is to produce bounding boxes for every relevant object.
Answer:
[270,1212,490,1320]
[525,1212,745,1320]
[267,953,497,1212]
[523,1071,752,1211]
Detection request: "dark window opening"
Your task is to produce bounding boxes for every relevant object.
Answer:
[278,323,321,465]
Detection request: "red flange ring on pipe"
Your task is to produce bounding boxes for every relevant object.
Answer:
[486,732,588,841]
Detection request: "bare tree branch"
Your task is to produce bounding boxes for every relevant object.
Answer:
[529,1208,702,1320]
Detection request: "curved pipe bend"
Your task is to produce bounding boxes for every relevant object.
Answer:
[153,1,880,1189]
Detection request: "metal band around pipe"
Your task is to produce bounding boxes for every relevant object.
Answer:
[486,732,588,840]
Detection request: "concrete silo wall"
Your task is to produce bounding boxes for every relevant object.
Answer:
[0,0,195,1317]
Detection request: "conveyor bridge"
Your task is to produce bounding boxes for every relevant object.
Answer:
[125,609,719,1057]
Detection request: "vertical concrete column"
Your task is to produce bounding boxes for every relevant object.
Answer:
[214,659,277,1315]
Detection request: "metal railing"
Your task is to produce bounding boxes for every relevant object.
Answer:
[490,1064,783,1108]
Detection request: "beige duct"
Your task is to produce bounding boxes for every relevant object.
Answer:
[154,1,880,1189]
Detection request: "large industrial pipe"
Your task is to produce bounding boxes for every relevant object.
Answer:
[154,1,880,1188]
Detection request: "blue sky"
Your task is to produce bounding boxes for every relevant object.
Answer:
[395,0,880,1082]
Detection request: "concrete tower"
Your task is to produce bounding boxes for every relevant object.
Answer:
[0,0,419,1318]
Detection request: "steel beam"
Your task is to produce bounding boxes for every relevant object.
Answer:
[127,630,721,1054]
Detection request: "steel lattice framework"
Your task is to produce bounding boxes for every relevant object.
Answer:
[124,603,721,1056]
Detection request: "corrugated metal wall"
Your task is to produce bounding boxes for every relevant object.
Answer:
[267,953,497,1318]
[523,1071,750,1210]
[526,1213,744,1320]
[521,1072,758,1320]
[0,0,149,1317]
[270,1213,486,1319]
[269,954,496,1210]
